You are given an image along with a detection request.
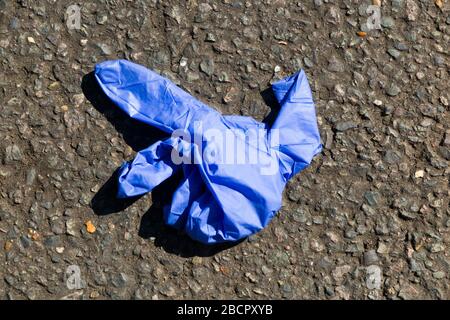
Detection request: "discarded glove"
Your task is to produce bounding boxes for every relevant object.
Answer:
[94,59,322,244]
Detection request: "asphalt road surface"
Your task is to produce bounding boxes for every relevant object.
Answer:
[0,0,449,299]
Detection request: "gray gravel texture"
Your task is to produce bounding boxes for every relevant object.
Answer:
[0,0,449,300]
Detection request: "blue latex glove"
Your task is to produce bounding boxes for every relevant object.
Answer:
[95,60,322,244]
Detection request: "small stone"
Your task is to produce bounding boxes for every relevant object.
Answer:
[166,5,183,24]
[152,49,173,66]
[4,275,16,286]
[76,142,90,157]
[98,43,113,55]
[395,42,409,51]
[9,17,19,29]
[406,0,419,21]
[11,190,23,204]
[280,284,292,297]
[4,145,23,163]
[205,33,216,42]
[179,57,188,68]
[186,71,200,82]
[314,0,323,6]
[363,250,379,266]
[434,55,445,66]
[373,99,383,106]
[112,273,128,288]
[310,239,325,252]
[328,56,345,73]
[96,14,108,25]
[432,271,446,279]
[44,54,54,62]
[223,87,239,104]
[200,58,214,76]
[420,118,433,127]
[198,2,212,13]
[261,265,272,275]
[324,129,334,149]
[443,131,450,146]
[94,271,108,286]
[345,229,358,239]
[27,36,36,44]
[253,288,264,295]
[440,96,449,107]
[56,247,65,254]
[364,191,380,207]
[383,105,394,115]
[303,57,314,68]
[386,84,401,96]
[392,0,404,10]
[357,31,367,38]
[28,229,40,241]
[4,240,13,252]
[245,272,258,283]
[43,235,60,247]
[332,265,352,282]
[5,144,23,164]
[159,285,177,297]
[260,63,272,71]
[0,167,10,178]
[387,48,401,59]
[218,71,230,83]
[72,94,85,107]
[409,258,422,273]
[377,242,389,254]
[48,81,60,90]
[326,6,341,25]
[399,210,418,220]
[335,121,357,132]
[66,219,79,236]
[85,220,96,234]
[381,16,395,28]
[384,150,401,164]
[324,231,339,244]
[334,84,345,97]
[414,170,424,178]
[429,243,445,253]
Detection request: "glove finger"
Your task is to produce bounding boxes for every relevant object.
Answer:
[117,138,179,198]
[95,59,220,134]
[270,70,322,177]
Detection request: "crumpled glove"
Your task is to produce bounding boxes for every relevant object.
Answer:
[94,59,322,244]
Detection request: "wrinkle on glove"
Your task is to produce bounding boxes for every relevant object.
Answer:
[95,59,322,244]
